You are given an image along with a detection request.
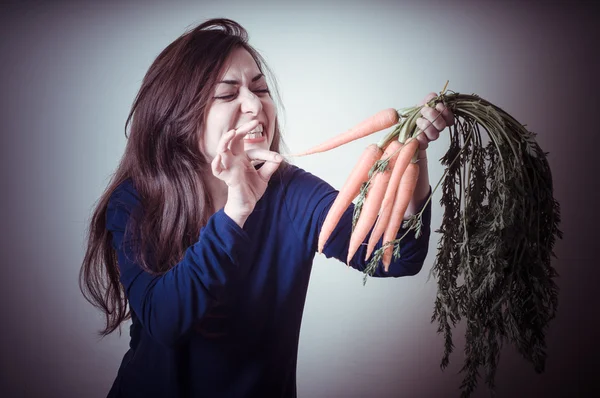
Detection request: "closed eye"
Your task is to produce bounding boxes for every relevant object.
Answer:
[214,89,270,101]
[214,94,236,100]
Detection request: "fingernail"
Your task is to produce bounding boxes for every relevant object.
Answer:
[275,154,282,161]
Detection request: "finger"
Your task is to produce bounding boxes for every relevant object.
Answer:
[420,107,447,131]
[245,149,283,164]
[415,132,430,150]
[436,102,455,126]
[235,119,260,135]
[220,151,234,169]
[416,117,440,142]
[229,129,250,156]
[230,120,260,156]
[256,156,283,182]
[217,129,236,154]
[418,92,437,106]
[211,153,224,176]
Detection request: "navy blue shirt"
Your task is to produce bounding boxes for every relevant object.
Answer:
[105,164,431,398]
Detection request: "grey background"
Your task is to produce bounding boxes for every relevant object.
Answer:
[1,0,598,397]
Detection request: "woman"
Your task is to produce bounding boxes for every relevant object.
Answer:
[80,18,453,398]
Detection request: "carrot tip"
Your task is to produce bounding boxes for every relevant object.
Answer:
[346,255,353,266]
[383,257,390,270]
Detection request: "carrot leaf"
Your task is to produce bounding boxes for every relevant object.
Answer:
[360,89,561,398]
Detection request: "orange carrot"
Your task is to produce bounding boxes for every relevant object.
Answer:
[317,143,383,253]
[365,138,419,260]
[346,141,403,264]
[382,162,421,271]
[292,108,399,157]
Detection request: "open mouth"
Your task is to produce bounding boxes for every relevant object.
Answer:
[244,123,264,140]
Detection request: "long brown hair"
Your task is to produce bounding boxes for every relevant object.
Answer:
[80,18,290,337]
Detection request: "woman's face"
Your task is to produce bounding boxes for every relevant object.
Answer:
[201,47,276,160]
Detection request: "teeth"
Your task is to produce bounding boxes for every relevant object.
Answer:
[248,124,263,134]
[244,123,264,139]
[244,132,263,139]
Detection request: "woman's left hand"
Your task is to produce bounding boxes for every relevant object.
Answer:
[414,92,455,150]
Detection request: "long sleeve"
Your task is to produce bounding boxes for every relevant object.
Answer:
[282,166,431,277]
[106,180,252,348]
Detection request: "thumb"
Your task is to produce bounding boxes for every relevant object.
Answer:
[418,92,437,106]
[256,157,282,182]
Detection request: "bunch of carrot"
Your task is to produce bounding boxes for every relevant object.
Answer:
[290,84,562,398]
[292,107,422,271]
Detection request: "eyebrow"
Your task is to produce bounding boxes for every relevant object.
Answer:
[217,73,264,85]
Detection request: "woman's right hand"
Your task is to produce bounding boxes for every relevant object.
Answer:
[211,120,283,226]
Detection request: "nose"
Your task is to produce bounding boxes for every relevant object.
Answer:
[240,88,262,115]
